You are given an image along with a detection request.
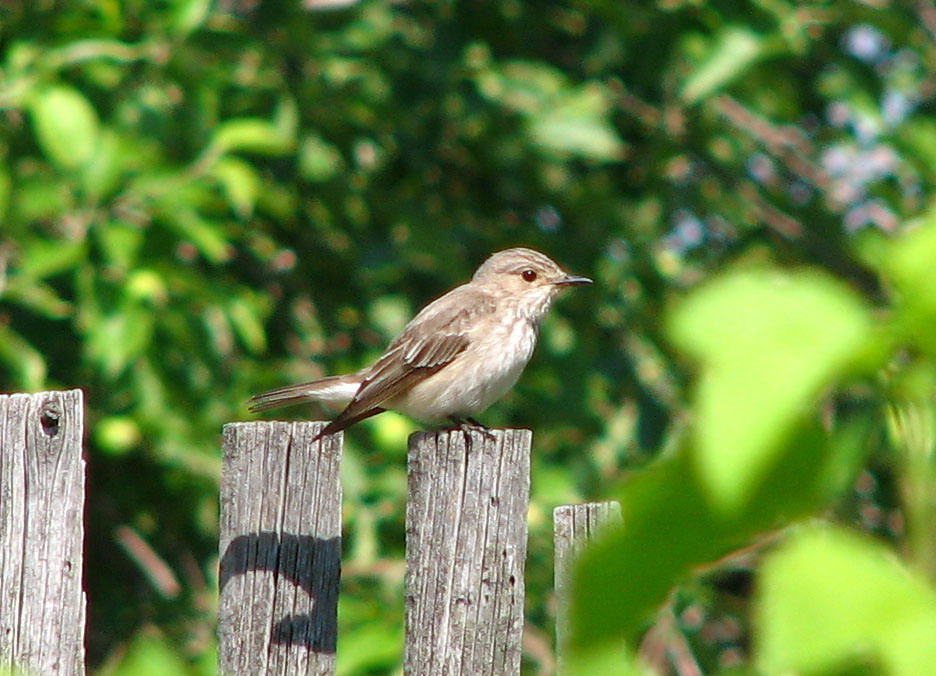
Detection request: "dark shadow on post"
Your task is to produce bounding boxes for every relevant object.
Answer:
[220,531,341,653]
[218,421,343,674]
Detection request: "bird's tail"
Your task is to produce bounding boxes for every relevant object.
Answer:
[247,375,362,413]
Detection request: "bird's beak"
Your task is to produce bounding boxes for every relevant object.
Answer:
[554,275,592,287]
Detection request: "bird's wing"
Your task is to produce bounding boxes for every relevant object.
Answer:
[323,286,497,431]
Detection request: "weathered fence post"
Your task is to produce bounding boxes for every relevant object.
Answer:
[0,390,86,676]
[218,421,342,676]
[553,500,623,674]
[404,428,532,676]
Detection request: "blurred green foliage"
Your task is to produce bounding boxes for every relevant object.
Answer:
[4,0,936,674]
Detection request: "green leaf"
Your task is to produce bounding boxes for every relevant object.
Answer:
[12,173,73,222]
[212,115,295,157]
[3,280,72,318]
[94,220,145,271]
[160,209,231,263]
[81,127,130,200]
[529,84,626,160]
[472,59,625,161]
[370,412,416,458]
[564,642,647,676]
[0,163,10,220]
[86,308,154,378]
[299,134,344,182]
[95,416,143,456]
[170,0,212,37]
[880,217,936,354]
[336,621,402,676]
[757,526,936,676]
[897,118,936,179]
[213,119,289,155]
[473,59,567,114]
[125,269,168,304]
[0,325,46,390]
[530,112,625,161]
[569,415,873,655]
[681,27,764,104]
[226,296,267,355]
[211,156,260,218]
[16,237,86,280]
[669,268,872,513]
[111,629,193,676]
[28,85,100,169]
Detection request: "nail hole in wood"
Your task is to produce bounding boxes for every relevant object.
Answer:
[40,405,61,437]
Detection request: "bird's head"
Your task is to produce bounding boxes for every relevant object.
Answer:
[472,247,592,320]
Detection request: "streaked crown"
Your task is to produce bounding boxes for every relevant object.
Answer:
[472,248,565,283]
[470,247,591,319]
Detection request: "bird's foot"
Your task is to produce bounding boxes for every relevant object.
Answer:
[448,416,496,447]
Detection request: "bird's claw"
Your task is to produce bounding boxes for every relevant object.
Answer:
[448,416,496,448]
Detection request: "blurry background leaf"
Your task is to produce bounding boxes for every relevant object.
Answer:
[681,27,765,104]
[28,85,100,170]
[757,526,936,676]
[170,0,212,38]
[0,325,47,390]
[669,269,874,512]
[299,134,345,183]
[879,216,936,354]
[211,110,297,157]
[211,157,260,218]
[109,628,195,676]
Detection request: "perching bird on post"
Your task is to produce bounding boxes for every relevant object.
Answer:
[248,247,591,437]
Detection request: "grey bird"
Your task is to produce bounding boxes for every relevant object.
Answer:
[248,247,591,437]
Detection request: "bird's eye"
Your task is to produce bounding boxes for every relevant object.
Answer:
[521,269,538,282]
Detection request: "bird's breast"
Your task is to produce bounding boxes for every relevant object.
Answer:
[392,317,539,421]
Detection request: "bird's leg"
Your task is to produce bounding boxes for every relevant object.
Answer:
[448,417,474,450]
[447,416,496,447]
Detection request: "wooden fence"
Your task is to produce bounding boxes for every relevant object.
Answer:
[0,390,619,676]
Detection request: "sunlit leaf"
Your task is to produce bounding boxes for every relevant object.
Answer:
[336,621,402,676]
[94,220,145,271]
[28,85,100,169]
[370,412,415,458]
[472,59,625,161]
[81,127,129,200]
[95,416,143,456]
[299,134,345,182]
[474,59,566,114]
[530,112,625,161]
[111,628,193,676]
[881,216,936,355]
[170,0,211,37]
[897,119,936,179]
[3,279,72,318]
[669,268,872,513]
[125,269,168,304]
[570,415,874,655]
[0,325,46,390]
[564,642,647,676]
[212,113,295,156]
[12,174,73,222]
[757,526,936,676]
[213,119,291,155]
[160,210,231,263]
[226,296,267,355]
[16,237,86,280]
[211,156,260,218]
[86,308,154,378]
[681,27,764,103]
